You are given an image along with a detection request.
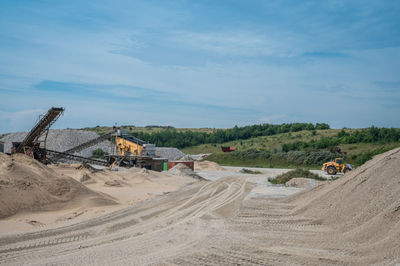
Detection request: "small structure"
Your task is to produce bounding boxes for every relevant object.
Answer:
[221,146,236,152]
[167,161,194,170]
[0,140,4,153]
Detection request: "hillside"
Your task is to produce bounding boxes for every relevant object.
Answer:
[182,129,400,168]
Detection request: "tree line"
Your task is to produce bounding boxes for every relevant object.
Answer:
[131,123,330,148]
[282,126,400,152]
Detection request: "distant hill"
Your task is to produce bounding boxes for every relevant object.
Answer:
[181,128,400,168]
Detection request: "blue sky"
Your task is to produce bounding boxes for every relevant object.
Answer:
[0,0,399,133]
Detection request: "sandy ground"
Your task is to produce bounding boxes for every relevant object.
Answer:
[0,162,302,234]
[0,161,197,234]
[1,152,399,265]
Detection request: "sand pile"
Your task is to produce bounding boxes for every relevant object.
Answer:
[0,153,116,218]
[168,163,205,180]
[194,160,226,171]
[289,147,400,252]
[285,177,318,188]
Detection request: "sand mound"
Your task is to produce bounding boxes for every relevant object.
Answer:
[0,153,116,218]
[194,160,226,171]
[285,177,318,188]
[168,163,205,180]
[289,147,400,249]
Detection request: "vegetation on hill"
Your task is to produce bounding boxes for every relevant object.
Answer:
[131,123,330,149]
[82,123,400,169]
[282,127,400,152]
[182,127,400,169]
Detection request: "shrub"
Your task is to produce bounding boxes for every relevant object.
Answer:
[91,148,107,159]
[277,150,336,165]
[268,168,325,184]
[240,168,262,174]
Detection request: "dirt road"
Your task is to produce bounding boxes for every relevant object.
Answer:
[0,174,391,265]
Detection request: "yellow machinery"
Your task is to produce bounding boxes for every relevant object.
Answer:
[322,158,354,175]
[114,131,155,157]
[110,130,164,171]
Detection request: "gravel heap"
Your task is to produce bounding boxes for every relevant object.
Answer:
[177,155,194,161]
[167,163,204,180]
[0,129,112,158]
[155,147,185,161]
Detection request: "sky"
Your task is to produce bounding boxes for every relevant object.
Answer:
[0,0,399,133]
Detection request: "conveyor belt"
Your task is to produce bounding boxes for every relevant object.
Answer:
[16,107,64,153]
[51,131,114,161]
[44,149,110,166]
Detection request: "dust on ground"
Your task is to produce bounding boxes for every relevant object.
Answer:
[0,154,197,233]
[1,149,399,265]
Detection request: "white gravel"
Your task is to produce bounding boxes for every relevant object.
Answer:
[0,129,112,158]
[155,147,185,160]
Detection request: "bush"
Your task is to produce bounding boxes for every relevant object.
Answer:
[132,123,329,149]
[240,168,262,174]
[231,149,271,160]
[277,150,337,165]
[269,168,325,184]
[91,148,107,159]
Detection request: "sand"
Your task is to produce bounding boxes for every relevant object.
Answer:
[168,163,205,180]
[0,153,116,219]
[0,154,198,233]
[194,160,226,171]
[285,177,320,188]
[0,148,399,265]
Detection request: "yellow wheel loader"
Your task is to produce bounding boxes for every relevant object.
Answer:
[322,158,354,175]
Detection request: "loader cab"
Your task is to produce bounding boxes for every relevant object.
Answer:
[335,158,343,165]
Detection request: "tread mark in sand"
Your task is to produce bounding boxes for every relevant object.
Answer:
[0,232,90,255]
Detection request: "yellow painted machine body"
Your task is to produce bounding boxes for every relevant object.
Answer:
[116,136,143,156]
[322,158,354,175]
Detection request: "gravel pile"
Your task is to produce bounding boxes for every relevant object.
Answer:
[155,147,185,161]
[0,129,112,158]
[167,163,204,180]
[177,155,194,161]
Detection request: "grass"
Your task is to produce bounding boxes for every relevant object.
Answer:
[181,129,343,154]
[181,129,400,169]
[205,152,321,169]
[79,126,400,169]
[268,169,326,184]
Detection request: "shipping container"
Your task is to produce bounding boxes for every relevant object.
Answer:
[221,146,236,152]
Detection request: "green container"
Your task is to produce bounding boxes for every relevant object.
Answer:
[163,162,168,171]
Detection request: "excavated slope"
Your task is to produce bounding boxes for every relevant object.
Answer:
[0,153,116,218]
[286,147,400,257]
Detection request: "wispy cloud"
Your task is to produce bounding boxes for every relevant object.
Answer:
[259,115,287,124]
[171,31,297,58]
[0,0,399,131]
[0,109,46,133]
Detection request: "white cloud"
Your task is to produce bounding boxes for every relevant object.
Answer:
[0,109,46,133]
[259,114,287,123]
[171,30,300,57]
